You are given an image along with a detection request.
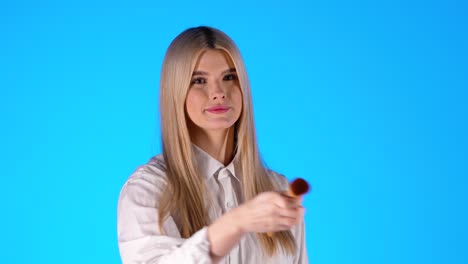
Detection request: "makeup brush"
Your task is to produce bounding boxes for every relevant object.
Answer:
[289,178,310,197]
[267,178,310,237]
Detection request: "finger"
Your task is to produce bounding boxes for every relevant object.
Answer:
[279,192,303,207]
[264,212,301,233]
[280,191,295,199]
[272,195,297,209]
[279,210,304,228]
[261,192,284,203]
[285,197,303,209]
[294,195,303,204]
[277,215,300,229]
[276,207,302,219]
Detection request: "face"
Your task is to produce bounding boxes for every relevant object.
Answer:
[185,49,243,134]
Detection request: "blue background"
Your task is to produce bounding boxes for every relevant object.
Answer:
[1,0,467,263]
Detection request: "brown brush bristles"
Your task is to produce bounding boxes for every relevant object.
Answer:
[290,178,310,196]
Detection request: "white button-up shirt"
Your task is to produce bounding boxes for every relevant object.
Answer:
[117,145,308,263]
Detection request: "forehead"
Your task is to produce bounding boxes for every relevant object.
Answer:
[194,49,235,71]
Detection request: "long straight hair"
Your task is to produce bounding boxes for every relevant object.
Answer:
[158,26,295,256]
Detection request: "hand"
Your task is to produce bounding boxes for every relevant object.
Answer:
[207,191,304,261]
[231,191,304,235]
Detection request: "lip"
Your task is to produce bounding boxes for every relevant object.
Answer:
[206,105,230,113]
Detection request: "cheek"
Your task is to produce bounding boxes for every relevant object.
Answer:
[185,89,204,115]
[233,87,243,109]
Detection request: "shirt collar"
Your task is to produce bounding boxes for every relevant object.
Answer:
[192,143,240,182]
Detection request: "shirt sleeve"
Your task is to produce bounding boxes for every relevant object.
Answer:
[117,173,213,264]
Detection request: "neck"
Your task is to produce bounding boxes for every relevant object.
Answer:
[191,126,235,166]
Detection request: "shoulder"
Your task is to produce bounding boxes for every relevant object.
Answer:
[266,168,289,191]
[127,154,167,183]
[118,154,168,206]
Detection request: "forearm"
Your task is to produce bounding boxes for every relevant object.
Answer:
[119,228,213,264]
[206,191,304,262]
[207,208,244,262]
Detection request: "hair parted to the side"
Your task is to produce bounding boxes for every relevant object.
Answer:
[158,26,296,256]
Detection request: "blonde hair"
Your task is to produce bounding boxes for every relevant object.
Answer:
[158,26,295,256]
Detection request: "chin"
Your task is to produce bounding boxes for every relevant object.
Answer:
[203,122,236,131]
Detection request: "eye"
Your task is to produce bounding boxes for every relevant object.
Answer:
[223,74,238,81]
[191,77,206,85]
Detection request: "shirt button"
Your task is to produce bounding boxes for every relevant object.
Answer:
[226,202,233,208]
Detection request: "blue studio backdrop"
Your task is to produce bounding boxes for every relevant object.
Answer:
[1,0,467,263]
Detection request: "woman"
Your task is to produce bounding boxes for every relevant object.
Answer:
[117,26,308,263]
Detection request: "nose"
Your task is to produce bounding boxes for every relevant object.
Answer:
[210,81,226,100]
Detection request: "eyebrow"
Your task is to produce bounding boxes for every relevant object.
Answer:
[192,68,236,76]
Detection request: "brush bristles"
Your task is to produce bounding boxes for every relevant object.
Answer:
[290,178,309,196]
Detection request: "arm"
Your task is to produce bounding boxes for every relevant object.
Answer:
[118,176,304,263]
[207,192,305,262]
[117,177,212,264]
